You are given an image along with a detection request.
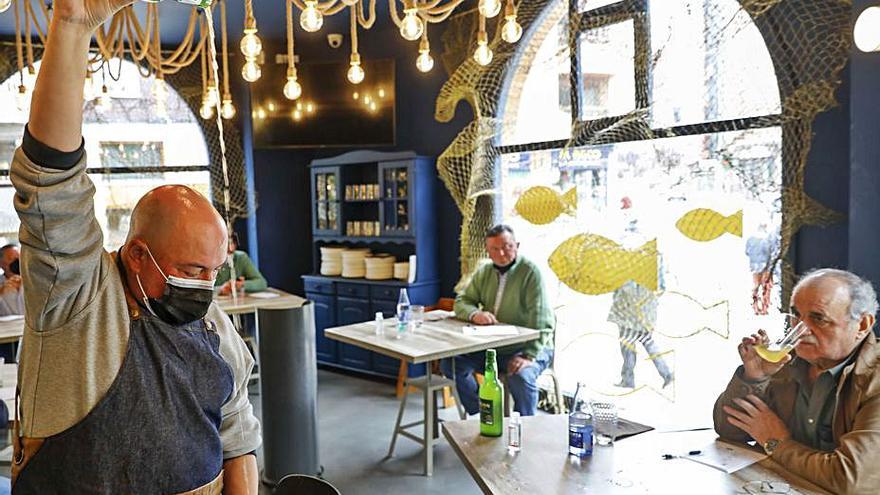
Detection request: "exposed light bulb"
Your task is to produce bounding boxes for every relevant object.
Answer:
[152,78,168,102]
[155,100,169,120]
[474,41,493,66]
[300,1,324,32]
[400,10,424,41]
[255,107,267,120]
[200,98,214,120]
[221,99,236,119]
[292,109,303,121]
[369,101,377,112]
[417,36,434,73]
[378,88,386,98]
[283,70,303,100]
[15,85,28,111]
[22,66,37,91]
[352,91,359,100]
[0,0,12,14]
[347,55,365,84]
[240,31,263,59]
[416,50,434,73]
[296,101,303,111]
[855,6,880,52]
[305,102,314,113]
[205,84,219,106]
[502,16,522,43]
[364,95,372,105]
[478,0,501,18]
[268,101,276,112]
[83,74,97,101]
[242,59,261,82]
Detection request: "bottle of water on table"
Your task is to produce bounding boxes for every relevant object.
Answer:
[568,381,593,457]
[396,288,411,339]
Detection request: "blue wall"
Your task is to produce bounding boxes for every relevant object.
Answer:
[242,24,471,297]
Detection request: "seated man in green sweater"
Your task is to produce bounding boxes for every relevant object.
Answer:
[449,224,555,416]
[216,233,268,295]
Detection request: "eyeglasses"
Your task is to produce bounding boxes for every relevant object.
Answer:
[740,480,791,494]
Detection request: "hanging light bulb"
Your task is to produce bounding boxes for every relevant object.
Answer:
[221,98,236,119]
[416,36,434,73]
[501,1,522,43]
[400,6,424,41]
[478,0,501,18]
[205,84,220,106]
[96,85,112,113]
[240,30,263,59]
[347,53,365,84]
[15,85,28,111]
[306,102,315,114]
[855,6,880,52]
[242,59,262,82]
[474,32,493,66]
[22,66,37,91]
[200,97,214,120]
[300,1,324,32]
[283,67,303,100]
[83,72,97,101]
[292,109,303,121]
[0,0,12,14]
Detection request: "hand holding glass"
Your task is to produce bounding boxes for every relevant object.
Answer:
[754,315,808,363]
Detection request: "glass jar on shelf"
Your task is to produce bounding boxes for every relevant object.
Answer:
[317,175,327,201]
[327,175,337,201]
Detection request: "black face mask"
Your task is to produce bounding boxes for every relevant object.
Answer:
[146,283,215,326]
[136,245,216,326]
[8,259,19,276]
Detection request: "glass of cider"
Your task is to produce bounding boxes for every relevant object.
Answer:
[753,313,808,363]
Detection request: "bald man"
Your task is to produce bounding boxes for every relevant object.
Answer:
[8,0,260,493]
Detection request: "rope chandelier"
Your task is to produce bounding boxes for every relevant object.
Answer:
[2,0,523,120]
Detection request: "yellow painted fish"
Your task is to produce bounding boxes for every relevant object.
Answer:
[548,233,658,295]
[514,186,577,225]
[675,208,742,242]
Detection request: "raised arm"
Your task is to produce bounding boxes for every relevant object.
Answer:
[12,0,133,331]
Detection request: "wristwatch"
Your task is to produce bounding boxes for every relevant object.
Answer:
[762,438,781,455]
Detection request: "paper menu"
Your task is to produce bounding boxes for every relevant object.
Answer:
[683,439,767,474]
[462,324,519,336]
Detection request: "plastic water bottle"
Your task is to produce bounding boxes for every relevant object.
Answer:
[568,382,593,457]
[395,288,411,338]
[374,312,384,338]
[396,288,411,320]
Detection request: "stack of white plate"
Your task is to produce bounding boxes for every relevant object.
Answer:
[320,246,345,276]
[394,262,410,281]
[365,254,395,280]
[342,248,370,278]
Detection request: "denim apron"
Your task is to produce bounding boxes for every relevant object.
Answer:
[13,258,234,494]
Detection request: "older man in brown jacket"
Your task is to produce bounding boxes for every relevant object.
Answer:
[714,268,880,495]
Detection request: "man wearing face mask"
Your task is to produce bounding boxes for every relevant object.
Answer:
[0,244,24,316]
[8,0,261,493]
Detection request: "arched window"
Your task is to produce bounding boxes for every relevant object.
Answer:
[496,0,784,415]
[0,58,211,250]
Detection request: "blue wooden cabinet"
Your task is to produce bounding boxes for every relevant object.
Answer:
[303,150,439,379]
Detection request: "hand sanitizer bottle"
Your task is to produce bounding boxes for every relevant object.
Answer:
[374,312,384,338]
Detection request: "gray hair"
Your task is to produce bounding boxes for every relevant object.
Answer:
[485,224,515,239]
[796,268,879,321]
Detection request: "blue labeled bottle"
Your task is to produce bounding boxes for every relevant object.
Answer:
[568,381,593,457]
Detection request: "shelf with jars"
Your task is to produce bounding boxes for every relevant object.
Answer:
[305,150,440,377]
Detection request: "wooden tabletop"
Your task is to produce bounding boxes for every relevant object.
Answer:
[442,415,830,495]
[0,318,24,345]
[324,316,540,364]
[214,288,307,315]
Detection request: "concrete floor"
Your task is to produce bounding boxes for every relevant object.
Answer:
[254,369,482,495]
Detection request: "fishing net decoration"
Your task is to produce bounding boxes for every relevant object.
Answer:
[435,0,851,295]
[0,42,253,225]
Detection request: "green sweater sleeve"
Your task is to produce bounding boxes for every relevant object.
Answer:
[454,264,489,321]
[236,252,268,292]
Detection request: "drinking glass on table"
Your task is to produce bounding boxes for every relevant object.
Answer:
[589,400,618,446]
[410,305,425,332]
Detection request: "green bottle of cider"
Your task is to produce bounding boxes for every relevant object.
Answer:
[479,349,504,437]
